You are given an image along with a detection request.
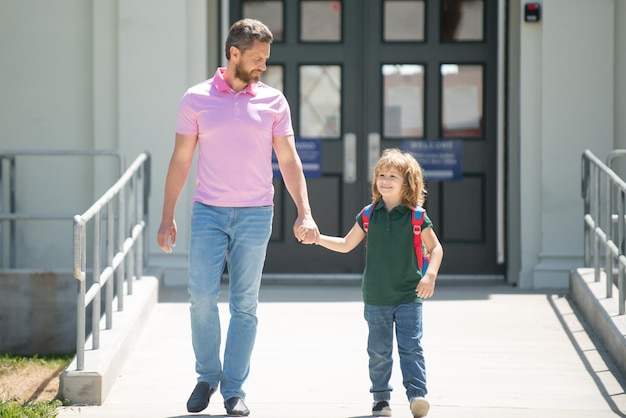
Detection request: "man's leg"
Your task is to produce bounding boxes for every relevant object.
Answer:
[188,204,229,391]
[221,206,273,401]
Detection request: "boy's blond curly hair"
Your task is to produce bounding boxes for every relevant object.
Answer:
[371,148,426,207]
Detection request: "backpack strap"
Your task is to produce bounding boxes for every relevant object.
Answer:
[413,206,429,273]
[361,203,373,232]
[361,204,372,248]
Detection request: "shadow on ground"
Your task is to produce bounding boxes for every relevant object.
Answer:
[159,280,565,304]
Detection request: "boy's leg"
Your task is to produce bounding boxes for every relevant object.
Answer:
[394,302,427,400]
[364,304,395,401]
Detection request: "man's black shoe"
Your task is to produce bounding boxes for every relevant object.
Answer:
[186,382,215,413]
[224,397,250,416]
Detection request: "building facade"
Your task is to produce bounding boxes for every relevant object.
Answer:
[1,0,624,288]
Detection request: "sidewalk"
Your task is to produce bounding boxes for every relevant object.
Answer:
[57,282,626,418]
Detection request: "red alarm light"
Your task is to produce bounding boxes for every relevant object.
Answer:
[524,3,541,22]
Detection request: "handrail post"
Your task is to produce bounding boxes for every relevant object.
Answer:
[92,206,101,349]
[127,173,135,295]
[117,182,126,311]
[9,156,16,268]
[106,200,114,330]
[606,177,613,297]
[137,163,145,280]
[0,156,4,269]
[73,215,85,371]
[606,189,626,315]
[594,164,601,282]
[143,154,151,270]
[582,153,591,267]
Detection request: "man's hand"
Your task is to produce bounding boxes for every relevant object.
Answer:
[157,219,177,253]
[294,214,319,244]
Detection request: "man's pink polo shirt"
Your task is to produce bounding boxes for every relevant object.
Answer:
[176,68,294,207]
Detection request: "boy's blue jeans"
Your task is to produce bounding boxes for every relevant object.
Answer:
[188,203,273,400]
[364,302,427,401]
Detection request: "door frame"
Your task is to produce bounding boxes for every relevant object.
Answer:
[221,0,507,278]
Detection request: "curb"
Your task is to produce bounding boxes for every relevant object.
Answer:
[570,268,626,379]
[59,275,160,405]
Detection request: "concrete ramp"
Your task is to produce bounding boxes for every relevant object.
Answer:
[570,268,626,379]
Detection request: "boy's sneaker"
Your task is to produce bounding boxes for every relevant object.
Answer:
[409,397,430,418]
[372,400,392,417]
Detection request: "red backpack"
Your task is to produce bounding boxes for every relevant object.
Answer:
[361,204,430,274]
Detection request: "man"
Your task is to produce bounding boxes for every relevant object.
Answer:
[157,18,319,416]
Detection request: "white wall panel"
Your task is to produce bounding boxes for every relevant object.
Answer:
[518,0,616,287]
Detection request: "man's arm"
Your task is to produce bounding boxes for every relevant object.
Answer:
[273,134,319,242]
[156,133,198,253]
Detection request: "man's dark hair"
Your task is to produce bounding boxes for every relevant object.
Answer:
[225,19,273,60]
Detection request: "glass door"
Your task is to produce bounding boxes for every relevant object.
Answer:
[232,1,368,273]
[365,0,502,275]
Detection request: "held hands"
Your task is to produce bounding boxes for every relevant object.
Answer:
[159,215,318,252]
[297,225,318,245]
[294,215,319,245]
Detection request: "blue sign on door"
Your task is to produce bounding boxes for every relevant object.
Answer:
[402,139,463,181]
[273,138,322,178]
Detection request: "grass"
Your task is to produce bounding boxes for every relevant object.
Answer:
[0,354,73,418]
[0,354,73,376]
[0,399,63,418]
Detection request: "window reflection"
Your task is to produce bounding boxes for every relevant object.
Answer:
[441,0,484,41]
[300,65,341,138]
[383,65,424,138]
[301,1,342,42]
[441,64,483,137]
[384,0,425,42]
[243,0,284,41]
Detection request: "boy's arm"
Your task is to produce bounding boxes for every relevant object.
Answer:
[301,221,365,253]
[416,226,444,299]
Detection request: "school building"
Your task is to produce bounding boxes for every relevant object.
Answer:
[1,0,624,289]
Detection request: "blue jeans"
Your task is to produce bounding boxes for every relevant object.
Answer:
[364,303,427,401]
[188,203,273,400]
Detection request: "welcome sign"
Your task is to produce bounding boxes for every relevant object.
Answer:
[402,139,463,181]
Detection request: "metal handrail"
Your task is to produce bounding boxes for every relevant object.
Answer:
[581,149,626,315]
[72,152,150,370]
[0,149,124,268]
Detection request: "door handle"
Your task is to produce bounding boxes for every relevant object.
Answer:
[367,132,381,180]
[343,133,356,184]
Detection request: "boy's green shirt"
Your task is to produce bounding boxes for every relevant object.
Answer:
[356,200,433,306]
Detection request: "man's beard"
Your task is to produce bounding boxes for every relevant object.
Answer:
[235,64,261,84]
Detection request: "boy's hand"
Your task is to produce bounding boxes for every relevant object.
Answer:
[416,274,436,299]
